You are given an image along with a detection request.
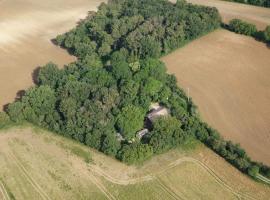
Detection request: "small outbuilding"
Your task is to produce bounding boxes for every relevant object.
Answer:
[116,132,125,142]
[147,104,170,123]
[136,128,149,139]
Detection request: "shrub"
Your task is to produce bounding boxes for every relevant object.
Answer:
[0,112,11,129]
[248,165,260,178]
[263,25,270,42]
[229,19,257,36]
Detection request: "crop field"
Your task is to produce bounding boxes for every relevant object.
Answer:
[0,0,104,110]
[185,0,270,30]
[0,126,269,200]
[162,29,270,165]
[0,0,270,199]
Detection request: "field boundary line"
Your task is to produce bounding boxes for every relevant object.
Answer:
[0,180,10,200]
[8,151,51,200]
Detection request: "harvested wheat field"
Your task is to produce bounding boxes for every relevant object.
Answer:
[0,126,269,200]
[185,0,270,30]
[162,29,270,165]
[0,0,104,110]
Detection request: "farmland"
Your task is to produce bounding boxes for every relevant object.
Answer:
[162,29,270,165]
[0,0,270,199]
[0,126,269,200]
[186,0,270,30]
[0,0,104,110]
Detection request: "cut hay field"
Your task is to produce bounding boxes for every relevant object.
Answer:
[0,0,104,110]
[0,126,269,200]
[186,0,270,30]
[162,29,270,165]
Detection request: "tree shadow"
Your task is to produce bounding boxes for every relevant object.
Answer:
[50,38,75,56]
[15,90,26,101]
[2,90,26,112]
[32,67,41,85]
[2,103,9,112]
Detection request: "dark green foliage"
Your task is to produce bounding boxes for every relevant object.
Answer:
[226,0,270,8]
[101,132,121,156]
[117,143,153,164]
[0,112,11,129]
[264,25,270,42]
[248,165,260,178]
[5,0,270,180]
[226,19,270,46]
[116,105,145,140]
[229,19,257,36]
[149,116,187,153]
[56,0,221,61]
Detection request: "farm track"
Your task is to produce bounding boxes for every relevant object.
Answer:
[7,151,52,200]
[257,175,270,185]
[87,172,116,200]
[155,177,184,200]
[88,157,257,200]
[0,180,10,200]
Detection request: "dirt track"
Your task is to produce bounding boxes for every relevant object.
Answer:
[186,0,270,30]
[0,0,104,110]
[162,29,270,165]
[1,127,269,199]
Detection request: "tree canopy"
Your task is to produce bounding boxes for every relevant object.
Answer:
[4,0,270,179]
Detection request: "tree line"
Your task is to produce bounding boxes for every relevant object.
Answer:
[224,0,270,8]
[226,19,270,44]
[1,0,269,180]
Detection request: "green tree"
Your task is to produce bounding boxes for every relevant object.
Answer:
[37,62,61,88]
[264,25,270,42]
[248,165,260,177]
[101,133,121,156]
[0,112,11,129]
[116,105,145,140]
[8,102,25,123]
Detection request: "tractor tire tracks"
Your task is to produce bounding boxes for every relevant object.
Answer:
[8,151,51,200]
[88,157,257,200]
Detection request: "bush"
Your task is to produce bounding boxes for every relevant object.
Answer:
[0,112,11,129]
[118,143,153,164]
[248,165,260,178]
[226,0,270,8]
[263,25,270,42]
[229,19,257,36]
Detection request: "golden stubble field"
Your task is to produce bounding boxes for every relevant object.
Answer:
[0,127,269,200]
[162,29,270,165]
[0,0,105,110]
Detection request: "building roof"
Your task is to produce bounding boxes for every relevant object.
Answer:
[147,106,169,122]
[136,128,149,139]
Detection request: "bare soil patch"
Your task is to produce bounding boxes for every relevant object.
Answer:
[186,0,270,30]
[162,29,270,165]
[0,0,105,110]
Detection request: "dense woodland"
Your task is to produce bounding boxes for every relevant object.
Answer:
[1,0,270,179]
[225,0,270,8]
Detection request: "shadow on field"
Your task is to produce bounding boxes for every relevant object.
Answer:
[2,90,25,112]
[32,67,41,85]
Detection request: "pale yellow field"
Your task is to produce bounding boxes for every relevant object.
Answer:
[162,29,270,165]
[0,126,269,200]
[0,0,105,110]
